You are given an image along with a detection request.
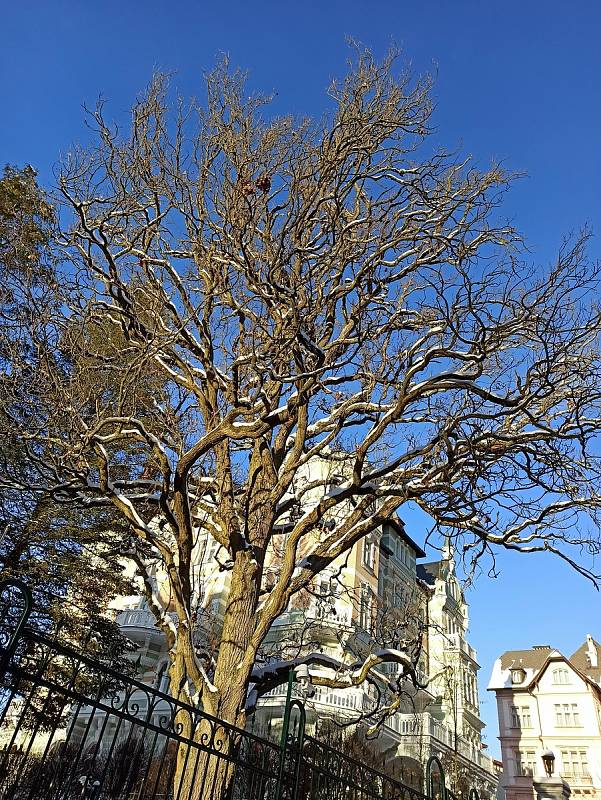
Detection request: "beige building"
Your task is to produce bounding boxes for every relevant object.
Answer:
[488,637,601,800]
[109,458,496,793]
[114,554,496,793]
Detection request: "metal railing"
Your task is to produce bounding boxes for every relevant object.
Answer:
[0,580,479,800]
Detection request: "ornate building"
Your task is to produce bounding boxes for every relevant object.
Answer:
[113,509,496,795]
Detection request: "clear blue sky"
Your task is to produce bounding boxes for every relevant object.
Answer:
[2,0,600,758]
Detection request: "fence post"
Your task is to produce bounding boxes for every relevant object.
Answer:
[0,579,32,676]
[275,669,307,800]
[426,755,447,800]
[288,699,307,800]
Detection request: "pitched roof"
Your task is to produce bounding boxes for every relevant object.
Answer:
[570,636,601,684]
[489,637,601,692]
[416,561,443,585]
[499,646,554,672]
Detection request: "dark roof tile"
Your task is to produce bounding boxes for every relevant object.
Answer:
[499,647,553,672]
[570,637,601,684]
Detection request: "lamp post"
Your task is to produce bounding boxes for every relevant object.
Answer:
[279,664,311,749]
[275,664,313,800]
[533,749,571,800]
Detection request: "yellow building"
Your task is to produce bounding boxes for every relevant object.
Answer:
[112,489,497,795]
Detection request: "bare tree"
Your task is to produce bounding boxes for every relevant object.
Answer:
[2,47,601,794]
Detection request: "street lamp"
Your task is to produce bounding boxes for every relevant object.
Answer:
[542,750,556,777]
[275,665,313,800]
[294,664,311,693]
[279,664,313,748]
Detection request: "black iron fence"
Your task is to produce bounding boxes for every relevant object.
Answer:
[0,580,471,800]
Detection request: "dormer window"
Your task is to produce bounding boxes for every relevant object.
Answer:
[511,668,526,685]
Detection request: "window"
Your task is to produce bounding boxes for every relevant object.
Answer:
[462,671,478,707]
[392,582,404,609]
[316,577,338,618]
[471,675,479,708]
[553,668,570,685]
[446,615,459,635]
[316,579,329,618]
[203,535,220,563]
[515,750,536,777]
[359,584,375,631]
[511,705,532,729]
[393,539,415,570]
[523,752,537,777]
[554,703,581,727]
[362,535,376,571]
[511,668,526,685]
[560,750,589,778]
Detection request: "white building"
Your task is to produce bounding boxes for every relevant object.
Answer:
[417,551,493,793]
[488,636,601,800]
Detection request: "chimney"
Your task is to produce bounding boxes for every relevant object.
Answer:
[586,634,598,668]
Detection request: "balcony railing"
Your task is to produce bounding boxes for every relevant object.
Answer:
[561,773,592,785]
[270,604,352,628]
[116,608,159,628]
[116,607,177,630]
[260,684,374,714]
[385,713,493,771]
[257,693,494,774]
[444,633,478,661]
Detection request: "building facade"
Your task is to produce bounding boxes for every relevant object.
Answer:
[488,637,601,800]
[417,550,491,792]
[112,509,496,795]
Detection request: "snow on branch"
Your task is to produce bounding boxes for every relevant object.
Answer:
[245,647,427,729]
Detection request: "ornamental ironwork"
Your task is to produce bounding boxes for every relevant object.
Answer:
[0,580,479,800]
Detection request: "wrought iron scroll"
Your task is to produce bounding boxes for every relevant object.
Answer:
[0,579,32,676]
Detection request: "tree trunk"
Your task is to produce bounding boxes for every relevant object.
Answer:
[211,551,261,721]
[171,440,277,799]
[169,548,263,799]
[173,729,236,800]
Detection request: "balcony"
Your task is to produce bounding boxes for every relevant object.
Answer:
[385,713,493,772]
[259,684,374,715]
[387,712,453,746]
[116,608,161,629]
[445,633,478,662]
[256,694,492,773]
[115,606,177,634]
[271,604,352,630]
[561,773,593,785]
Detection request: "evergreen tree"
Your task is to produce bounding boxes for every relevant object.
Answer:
[0,165,132,655]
